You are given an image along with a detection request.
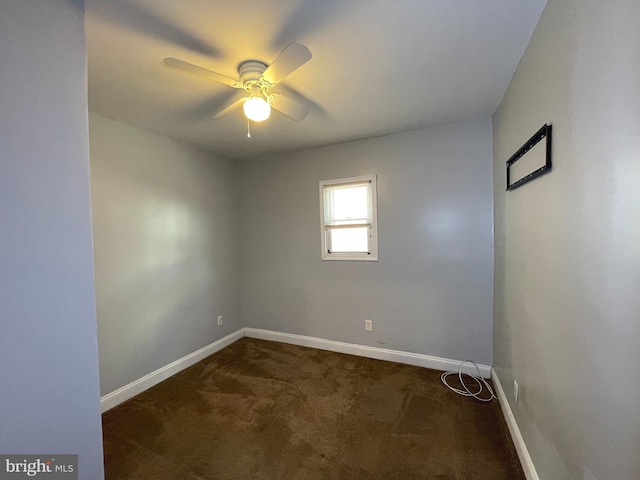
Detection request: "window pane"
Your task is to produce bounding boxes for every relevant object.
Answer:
[329,227,369,252]
[332,185,368,221]
[323,183,371,226]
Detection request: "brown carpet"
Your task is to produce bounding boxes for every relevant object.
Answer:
[102,338,524,480]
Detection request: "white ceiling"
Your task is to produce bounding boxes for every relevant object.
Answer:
[86,0,546,160]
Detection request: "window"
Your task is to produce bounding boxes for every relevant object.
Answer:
[319,175,378,261]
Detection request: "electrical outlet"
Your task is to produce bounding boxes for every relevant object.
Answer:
[217,315,223,326]
[365,320,373,331]
[513,380,519,403]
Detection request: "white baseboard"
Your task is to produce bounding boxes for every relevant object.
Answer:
[492,368,539,480]
[244,328,492,378]
[100,329,244,413]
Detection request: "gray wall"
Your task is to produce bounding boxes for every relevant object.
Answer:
[90,114,243,395]
[492,0,640,479]
[0,1,104,477]
[241,119,494,364]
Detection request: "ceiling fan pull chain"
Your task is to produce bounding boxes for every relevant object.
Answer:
[247,118,251,138]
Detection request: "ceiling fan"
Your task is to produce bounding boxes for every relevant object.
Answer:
[163,42,312,125]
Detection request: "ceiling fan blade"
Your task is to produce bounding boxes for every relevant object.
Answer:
[262,42,312,85]
[212,92,248,119]
[270,92,309,122]
[163,57,242,88]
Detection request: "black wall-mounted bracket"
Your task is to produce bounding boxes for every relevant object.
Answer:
[506,124,552,191]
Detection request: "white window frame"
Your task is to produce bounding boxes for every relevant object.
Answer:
[319,174,378,261]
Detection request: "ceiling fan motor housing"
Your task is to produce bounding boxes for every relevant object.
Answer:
[238,61,268,85]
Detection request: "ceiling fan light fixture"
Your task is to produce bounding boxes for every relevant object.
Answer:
[243,96,271,122]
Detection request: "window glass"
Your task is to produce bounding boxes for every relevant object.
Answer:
[329,227,369,253]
